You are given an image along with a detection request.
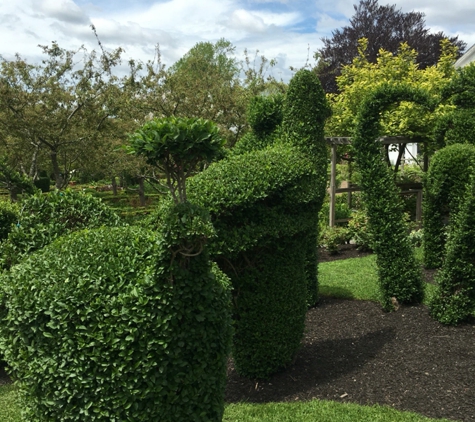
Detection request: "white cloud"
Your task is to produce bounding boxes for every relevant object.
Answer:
[35,0,90,24]
[1,0,474,81]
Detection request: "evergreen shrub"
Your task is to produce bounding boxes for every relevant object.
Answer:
[0,189,121,269]
[0,217,232,421]
[0,201,18,241]
[353,84,430,310]
[430,174,475,324]
[187,70,330,378]
[422,144,475,268]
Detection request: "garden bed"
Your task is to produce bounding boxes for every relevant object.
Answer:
[226,248,474,422]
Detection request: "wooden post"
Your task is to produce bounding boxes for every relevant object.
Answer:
[416,189,423,223]
[329,144,337,227]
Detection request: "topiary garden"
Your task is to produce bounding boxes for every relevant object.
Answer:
[1,65,475,422]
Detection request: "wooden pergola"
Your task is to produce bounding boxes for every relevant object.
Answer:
[325,136,425,227]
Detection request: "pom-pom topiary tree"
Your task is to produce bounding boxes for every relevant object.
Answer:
[188,69,331,378]
[422,144,475,268]
[352,84,432,310]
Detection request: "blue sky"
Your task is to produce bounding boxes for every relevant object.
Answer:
[1,0,474,81]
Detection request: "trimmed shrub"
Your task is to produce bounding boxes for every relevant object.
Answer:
[0,201,18,241]
[422,144,475,268]
[0,217,232,421]
[187,69,330,378]
[0,189,121,269]
[353,84,429,310]
[347,209,374,251]
[429,174,475,324]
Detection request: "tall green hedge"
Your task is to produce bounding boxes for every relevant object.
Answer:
[422,144,475,268]
[0,207,232,421]
[353,84,430,310]
[187,69,330,378]
[429,173,475,324]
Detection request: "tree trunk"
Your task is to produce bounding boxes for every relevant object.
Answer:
[112,176,118,196]
[138,177,146,207]
[50,150,63,189]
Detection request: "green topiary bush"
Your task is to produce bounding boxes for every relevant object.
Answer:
[422,143,475,268]
[0,201,18,241]
[0,216,232,421]
[353,84,430,310]
[429,173,475,324]
[0,189,121,269]
[187,69,330,378]
[423,144,475,268]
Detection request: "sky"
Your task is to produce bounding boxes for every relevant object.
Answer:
[1,0,474,82]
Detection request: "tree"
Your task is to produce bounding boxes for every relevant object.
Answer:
[0,41,124,188]
[127,117,224,204]
[325,38,458,168]
[315,0,466,93]
[133,39,284,148]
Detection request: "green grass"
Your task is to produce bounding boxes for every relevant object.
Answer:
[224,400,454,422]
[0,384,21,422]
[319,248,437,305]
[0,247,452,422]
[0,384,455,422]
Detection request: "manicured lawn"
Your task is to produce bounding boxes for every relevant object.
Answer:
[319,248,437,304]
[0,383,455,422]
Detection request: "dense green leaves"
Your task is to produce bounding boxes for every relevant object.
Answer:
[0,201,18,241]
[430,174,475,324]
[423,144,475,268]
[353,84,430,310]
[0,215,232,421]
[187,69,330,378]
[0,189,121,269]
[128,117,224,203]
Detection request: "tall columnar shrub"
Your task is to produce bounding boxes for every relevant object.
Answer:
[353,84,431,310]
[422,144,475,268]
[188,70,331,378]
[0,189,121,269]
[429,173,475,324]
[0,214,232,421]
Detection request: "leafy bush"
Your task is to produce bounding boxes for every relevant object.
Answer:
[429,175,475,324]
[423,143,475,268]
[347,209,374,251]
[0,201,18,241]
[187,70,331,378]
[353,84,429,310]
[0,219,232,421]
[0,189,121,269]
[319,226,350,254]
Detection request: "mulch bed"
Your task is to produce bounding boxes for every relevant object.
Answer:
[226,246,475,422]
[1,246,473,421]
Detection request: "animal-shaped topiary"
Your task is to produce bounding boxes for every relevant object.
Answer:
[188,69,331,378]
[352,84,432,310]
